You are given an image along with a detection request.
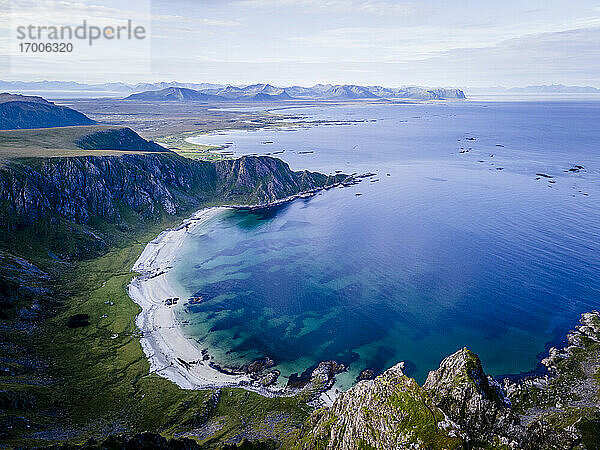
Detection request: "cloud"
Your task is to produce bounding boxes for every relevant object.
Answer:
[182,25,600,87]
[235,0,418,16]
[6,0,154,29]
[200,18,241,26]
[9,0,149,20]
[404,26,600,86]
[440,26,600,64]
[150,12,242,27]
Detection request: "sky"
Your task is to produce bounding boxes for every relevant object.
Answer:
[0,0,599,87]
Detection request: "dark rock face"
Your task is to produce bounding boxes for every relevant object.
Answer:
[0,99,95,130]
[245,357,275,374]
[54,432,278,449]
[59,432,202,449]
[0,251,51,316]
[356,368,375,381]
[423,348,522,445]
[0,154,348,234]
[67,314,90,328]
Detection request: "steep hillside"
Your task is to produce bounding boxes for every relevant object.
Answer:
[0,154,347,237]
[0,93,51,105]
[0,94,95,130]
[0,125,172,160]
[75,128,168,152]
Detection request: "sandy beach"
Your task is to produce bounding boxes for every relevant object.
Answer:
[128,198,345,403]
[128,207,256,390]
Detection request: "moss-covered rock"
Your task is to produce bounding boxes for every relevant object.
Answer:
[296,312,600,450]
[423,348,521,446]
[296,362,463,449]
[504,311,600,449]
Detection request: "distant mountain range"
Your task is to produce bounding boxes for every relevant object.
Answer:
[0,93,96,130]
[125,83,466,102]
[125,87,224,102]
[126,85,294,102]
[0,81,225,93]
[0,81,467,101]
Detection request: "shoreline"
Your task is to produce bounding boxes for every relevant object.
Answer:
[127,184,352,397]
[127,191,589,406]
[128,206,257,391]
[126,175,590,403]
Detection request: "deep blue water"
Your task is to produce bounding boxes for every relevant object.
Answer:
[173,101,600,388]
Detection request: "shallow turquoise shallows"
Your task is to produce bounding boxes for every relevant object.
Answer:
[172,101,600,389]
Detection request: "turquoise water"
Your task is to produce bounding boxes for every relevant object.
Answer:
[173,101,600,388]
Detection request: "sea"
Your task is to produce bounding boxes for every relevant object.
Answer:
[169,99,600,389]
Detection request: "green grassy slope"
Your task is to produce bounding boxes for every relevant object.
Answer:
[0,200,312,448]
[0,126,167,162]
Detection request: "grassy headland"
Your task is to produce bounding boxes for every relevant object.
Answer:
[0,125,165,162]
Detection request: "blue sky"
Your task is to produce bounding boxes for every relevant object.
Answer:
[1,0,599,87]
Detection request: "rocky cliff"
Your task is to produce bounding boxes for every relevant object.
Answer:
[0,154,347,233]
[298,362,463,449]
[297,312,600,449]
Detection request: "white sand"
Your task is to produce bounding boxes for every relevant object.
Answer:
[128,207,254,389]
[128,197,347,402]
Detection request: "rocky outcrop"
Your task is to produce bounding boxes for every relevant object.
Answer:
[298,312,600,449]
[0,250,51,318]
[0,154,348,234]
[423,348,522,446]
[297,362,463,449]
[215,156,337,203]
[295,361,347,401]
